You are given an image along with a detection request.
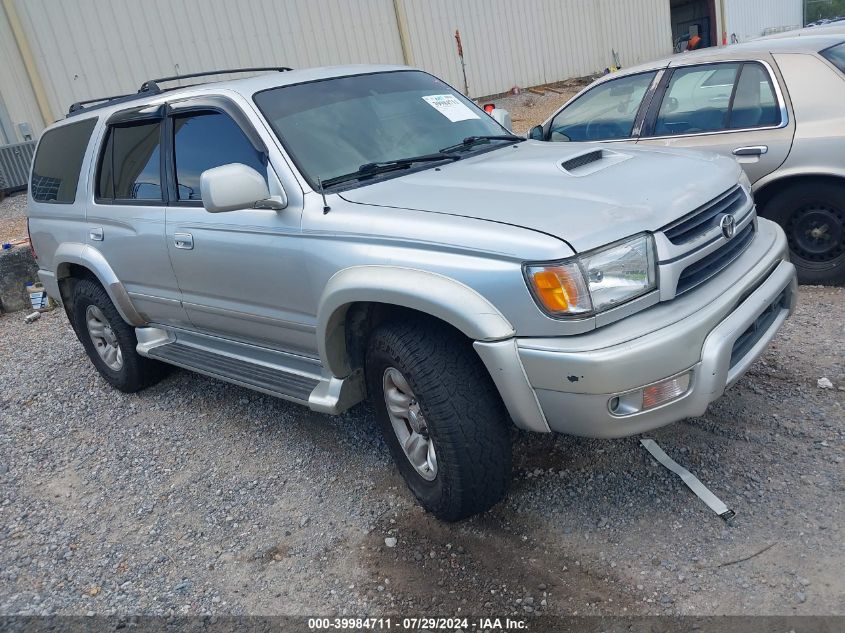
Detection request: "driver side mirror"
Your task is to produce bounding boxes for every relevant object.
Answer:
[528,125,545,141]
[200,163,287,213]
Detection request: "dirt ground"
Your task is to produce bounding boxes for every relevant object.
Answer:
[0,192,27,244]
[482,78,589,135]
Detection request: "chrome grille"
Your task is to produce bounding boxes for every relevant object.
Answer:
[663,186,747,245]
[675,223,755,296]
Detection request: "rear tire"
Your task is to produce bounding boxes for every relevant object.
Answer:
[763,182,845,285]
[72,278,166,393]
[366,319,512,521]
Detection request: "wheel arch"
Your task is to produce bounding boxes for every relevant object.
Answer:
[53,243,145,326]
[317,266,515,378]
[754,171,845,215]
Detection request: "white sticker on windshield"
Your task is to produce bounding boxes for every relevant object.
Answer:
[422,94,480,122]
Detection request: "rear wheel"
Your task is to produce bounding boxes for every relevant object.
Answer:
[72,278,166,392]
[366,320,512,521]
[763,182,845,285]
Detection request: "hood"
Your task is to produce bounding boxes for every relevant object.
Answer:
[339,141,742,252]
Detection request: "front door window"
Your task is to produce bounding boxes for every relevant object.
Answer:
[548,72,657,142]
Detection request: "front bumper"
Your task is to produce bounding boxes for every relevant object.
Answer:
[475,218,797,437]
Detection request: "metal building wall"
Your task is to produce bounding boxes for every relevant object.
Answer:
[4,0,405,132]
[402,0,673,97]
[0,2,42,143]
[725,0,802,42]
[1,0,674,139]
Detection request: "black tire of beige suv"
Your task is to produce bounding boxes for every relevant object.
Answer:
[72,278,166,393]
[366,319,512,521]
[765,181,845,285]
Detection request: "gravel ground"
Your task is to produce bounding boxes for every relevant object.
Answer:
[0,193,28,244]
[483,78,591,135]
[0,286,842,618]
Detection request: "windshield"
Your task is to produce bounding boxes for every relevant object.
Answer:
[821,42,845,75]
[253,70,511,189]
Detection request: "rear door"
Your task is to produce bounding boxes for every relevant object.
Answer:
[163,96,313,356]
[88,108,190,326]
[636,58,795,184]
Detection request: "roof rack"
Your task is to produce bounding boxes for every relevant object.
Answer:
[67,66,292,117]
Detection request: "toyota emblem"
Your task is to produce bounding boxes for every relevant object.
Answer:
[720,214,736,239]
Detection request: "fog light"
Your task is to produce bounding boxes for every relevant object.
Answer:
[642,372,691,410]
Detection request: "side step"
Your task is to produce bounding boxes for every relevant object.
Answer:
[136,327,365,413]
[147,342,319,402]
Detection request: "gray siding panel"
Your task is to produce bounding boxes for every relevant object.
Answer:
[2,0,674,136]
[725,0,802,42]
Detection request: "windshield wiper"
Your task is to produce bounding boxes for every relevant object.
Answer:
[439,135,523,154]
[321,152,461,188]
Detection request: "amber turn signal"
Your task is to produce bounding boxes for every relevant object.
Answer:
[526,263,592,315]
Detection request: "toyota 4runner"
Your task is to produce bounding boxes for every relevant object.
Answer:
[28,65,797,520]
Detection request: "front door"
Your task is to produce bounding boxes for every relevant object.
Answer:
[637,59,795,184]
[162,99,314,356]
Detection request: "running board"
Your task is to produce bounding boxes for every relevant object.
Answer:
[135,327,364,414]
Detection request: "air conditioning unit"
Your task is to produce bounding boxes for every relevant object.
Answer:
[0,140,36,194]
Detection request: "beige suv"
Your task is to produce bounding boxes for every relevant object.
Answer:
[530,35,845,284]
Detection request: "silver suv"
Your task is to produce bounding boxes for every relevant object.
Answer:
[28,65,797,520]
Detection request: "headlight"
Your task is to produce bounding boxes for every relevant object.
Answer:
[525,234,656,317]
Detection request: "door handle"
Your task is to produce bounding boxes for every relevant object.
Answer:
[733,146,768,157]
[174,233,194,250]
[89,227,103,241]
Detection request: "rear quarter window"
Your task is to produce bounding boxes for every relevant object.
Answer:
[821,42,845,75]
[30,118,97,203]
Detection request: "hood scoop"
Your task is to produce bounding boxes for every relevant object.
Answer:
[558,148,631,176]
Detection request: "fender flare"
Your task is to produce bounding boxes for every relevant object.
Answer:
[753,167,845,205]
[53,243,145,326]
[317,266,515,377]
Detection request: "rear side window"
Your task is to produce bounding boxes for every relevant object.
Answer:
[821,42,845,74]
[172,111,265,201]
[97,121,163,202]
[31,118,96,203]
[729,63,779,129]
[654,63,740,136]
[653,62,780,136]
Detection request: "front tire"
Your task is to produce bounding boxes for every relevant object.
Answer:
[366,319,512,521]
[763,182,845,285]
[72,278,165,393]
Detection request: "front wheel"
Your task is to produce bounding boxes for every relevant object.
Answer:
[763,182,845,285]
[366,320,512,521]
